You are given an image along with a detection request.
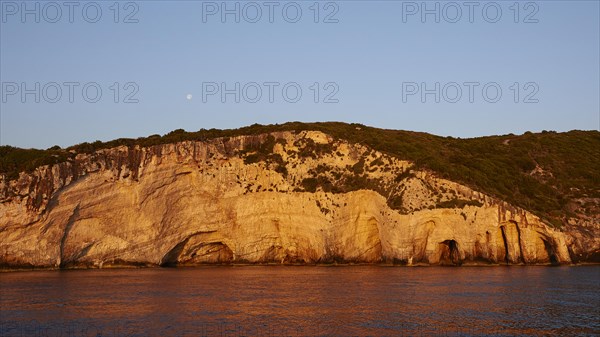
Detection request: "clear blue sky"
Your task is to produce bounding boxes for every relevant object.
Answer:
[1,0,599,149]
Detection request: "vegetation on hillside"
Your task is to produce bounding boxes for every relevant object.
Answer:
[1,122,599,227]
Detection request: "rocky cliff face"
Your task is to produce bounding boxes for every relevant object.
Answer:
[1,131,598,269]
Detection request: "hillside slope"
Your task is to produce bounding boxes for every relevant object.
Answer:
[0,123,598,268]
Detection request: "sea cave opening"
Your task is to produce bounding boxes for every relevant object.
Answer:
[542,238,559,265]
[438,240,462,266]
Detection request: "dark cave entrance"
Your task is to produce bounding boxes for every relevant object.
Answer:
[160,239,189,267]
[542,239,559,265]
[438,240,462,266]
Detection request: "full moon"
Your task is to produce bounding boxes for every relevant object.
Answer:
[186,94,193,100]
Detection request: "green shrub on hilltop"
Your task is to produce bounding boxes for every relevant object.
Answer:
[0,146,71,181]
[437,199,484,209]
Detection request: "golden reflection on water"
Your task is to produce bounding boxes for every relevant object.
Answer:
[1,266,599,336]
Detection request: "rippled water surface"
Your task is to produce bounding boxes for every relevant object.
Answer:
[1,266,599,336]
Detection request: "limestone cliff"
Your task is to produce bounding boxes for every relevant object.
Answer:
[1,130,598,269]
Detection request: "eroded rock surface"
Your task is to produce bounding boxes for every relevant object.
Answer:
[1,131,598,269]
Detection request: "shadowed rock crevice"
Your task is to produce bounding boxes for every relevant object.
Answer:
[160,233,233,266]
[160,238,190,267]
[260,245,284,262]
[472,231,495,264]
[59,205,80,268]
[500,226,510,264]
[186,242,233,264]
[412,220,435,264]
[542,238,559,265]
[438,240,462,266]
[514,221,526,264]
[355,217,383,263]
